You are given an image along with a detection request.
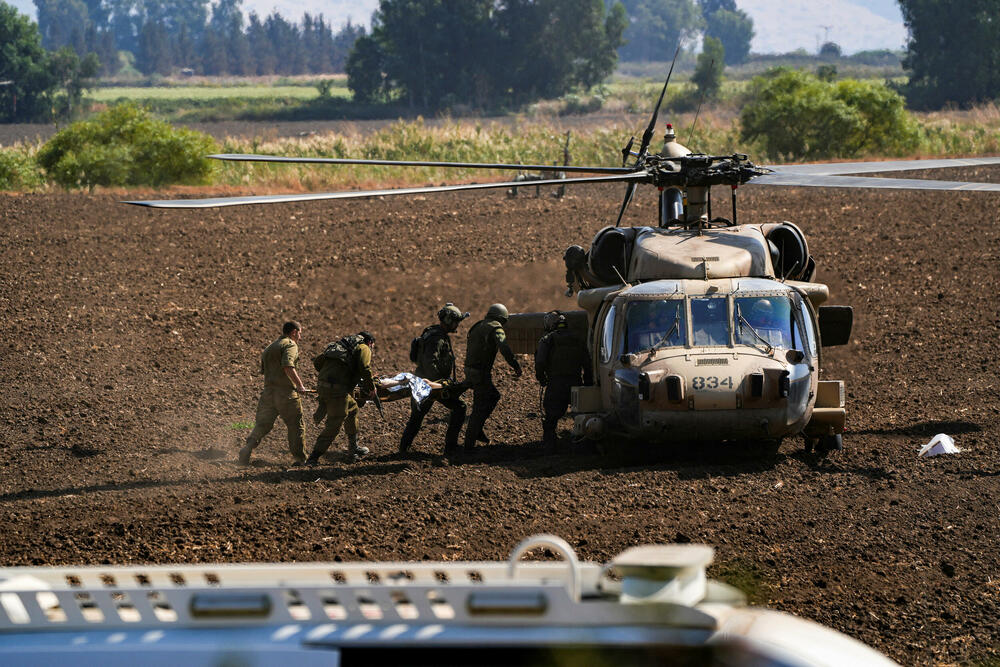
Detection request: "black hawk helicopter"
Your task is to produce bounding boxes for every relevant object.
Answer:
[126,71,1000,454]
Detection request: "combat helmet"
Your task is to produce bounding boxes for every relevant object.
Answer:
[438,303,470,327]
[486,303,509,322]
[750,300,775,321]
[543,310,566,331]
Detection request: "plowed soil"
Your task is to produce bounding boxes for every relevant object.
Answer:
[1,173,998,665]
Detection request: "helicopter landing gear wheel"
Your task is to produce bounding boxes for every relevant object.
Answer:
[816,434,843,454]
[594,440,610,457]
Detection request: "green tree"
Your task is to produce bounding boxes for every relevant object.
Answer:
[37,102,216,190]
[350,0,624,110]
[702,7,752,65]
[345,34,388,103]
[691,35,723,100]
[496,0,626,106]
[246,12,276,74]
[900,0,1000,108]
[136,20,171,75]
[33,0,90,50]
[617,0,702,62]
[1,3,97,122]
[740,68,919,160]
[818,41,841,59]
[48,46,99,117]
[816,63,837,82]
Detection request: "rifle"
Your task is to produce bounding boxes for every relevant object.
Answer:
[371,387,385,420]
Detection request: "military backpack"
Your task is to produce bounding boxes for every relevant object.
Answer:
[409,326,441,364]
[314,333,366,373]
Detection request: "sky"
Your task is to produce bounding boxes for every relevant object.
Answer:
[6,0,907,55]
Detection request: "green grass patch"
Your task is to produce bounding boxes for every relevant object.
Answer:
[0,146,46,191]
[229,421,254,430]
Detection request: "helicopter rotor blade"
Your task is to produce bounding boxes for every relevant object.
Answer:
[209,154,633,175]
[748,171,1000,191]
[613,182,637,227]
[123,172,648,209]
[762,157,1000,177]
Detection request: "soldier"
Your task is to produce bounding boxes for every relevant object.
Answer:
[463,303,522,454]
[239,320,308,466]
[399,304,470,456]
[305,331,377,465]
[535,310,593,453]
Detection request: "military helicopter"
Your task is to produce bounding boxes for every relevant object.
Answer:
[126,73,1000,455]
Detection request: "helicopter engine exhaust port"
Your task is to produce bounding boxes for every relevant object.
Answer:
[764,222,815,281]
[589,226,641,285]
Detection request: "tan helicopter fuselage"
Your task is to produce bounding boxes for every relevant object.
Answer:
[565,222,847,445]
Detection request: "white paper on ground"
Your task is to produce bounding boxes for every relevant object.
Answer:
[918,433,960,457]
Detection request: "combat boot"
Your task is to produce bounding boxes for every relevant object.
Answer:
[348,433,369,462]
[542,429,557,454]
[237,441,253,466]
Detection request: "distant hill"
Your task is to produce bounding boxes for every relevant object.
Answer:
[739,0,907,54]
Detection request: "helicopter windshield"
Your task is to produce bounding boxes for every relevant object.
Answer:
[734,296,793,349]
[691,297,730,347]
[625,299,686,353]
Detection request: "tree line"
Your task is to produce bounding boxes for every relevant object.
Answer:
[33,0,365,77]
[2,0,998,123]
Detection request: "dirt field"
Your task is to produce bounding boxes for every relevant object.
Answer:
[1,174,998,664]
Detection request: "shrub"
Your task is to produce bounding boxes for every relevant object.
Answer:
[0,148,45,191]
[740,68,919,161]
[36,103,217,191]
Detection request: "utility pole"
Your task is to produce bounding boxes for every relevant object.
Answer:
[818,25,833,52]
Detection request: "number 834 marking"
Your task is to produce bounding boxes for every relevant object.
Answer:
[692,376,734,390]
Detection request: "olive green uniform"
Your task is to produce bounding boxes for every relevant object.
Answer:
[535,325,593,451]
[463,317,521,450]
[309,341,375,460]
[244,335,305,462]
[400,324,466,454]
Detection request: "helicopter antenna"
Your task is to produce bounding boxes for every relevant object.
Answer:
[612,264,629,286]
[688,60,712,143]
[636,45,681,161]
[614,45,680,227]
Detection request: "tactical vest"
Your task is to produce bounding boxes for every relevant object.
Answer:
[465,319,503,371]
[413,325,455,381]
[540,328,588,378]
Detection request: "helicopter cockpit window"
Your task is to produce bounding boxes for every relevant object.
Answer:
[734,296,794,349]
[599,304,617,363]
[691,297,730,347]
[797,296,818,358]
[625,300,686,353]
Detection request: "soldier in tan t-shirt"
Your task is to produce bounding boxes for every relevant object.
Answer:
[239,320,308,466]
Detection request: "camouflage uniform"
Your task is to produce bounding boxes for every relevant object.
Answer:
[463,304,522,452]
[399,323,466,455]
[307,334,376,464]
[242,335,305,463]
[535,321,593,452]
